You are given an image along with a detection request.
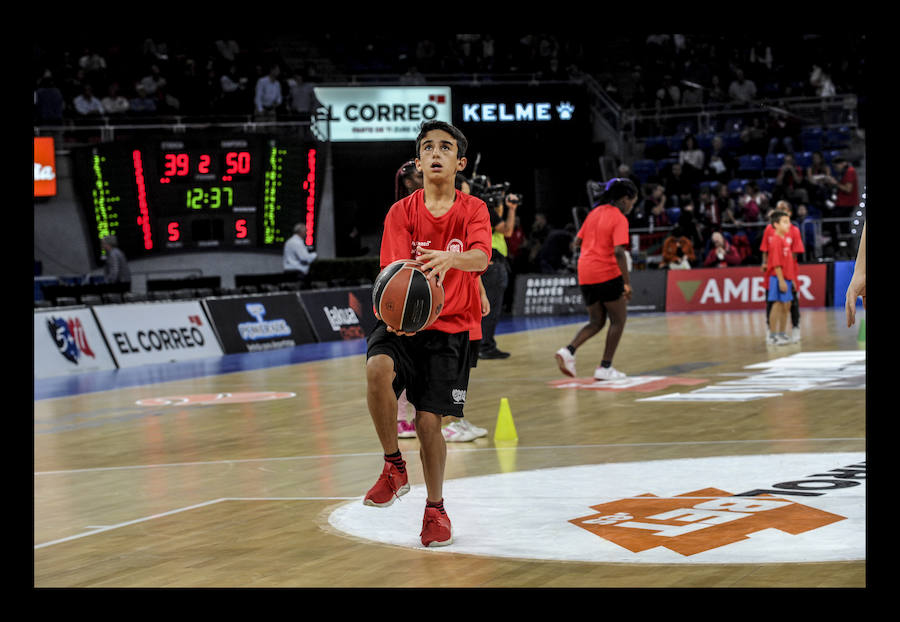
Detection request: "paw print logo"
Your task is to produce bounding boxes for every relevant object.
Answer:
[557,101,575,120]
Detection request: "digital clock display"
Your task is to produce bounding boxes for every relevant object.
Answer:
[72,136,320,260]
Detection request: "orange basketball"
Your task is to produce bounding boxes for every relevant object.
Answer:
[372,259,444,333]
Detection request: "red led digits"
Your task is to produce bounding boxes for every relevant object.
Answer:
[168,221,180,241]
[198,154,211,174]
[235,218,248,239]
[225,151,251,175]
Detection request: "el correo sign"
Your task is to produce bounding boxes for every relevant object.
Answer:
[312,87,452,142]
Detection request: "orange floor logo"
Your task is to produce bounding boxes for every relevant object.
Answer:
[570,487,845,556]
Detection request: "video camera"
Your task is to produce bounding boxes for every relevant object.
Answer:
[470,174,519,210]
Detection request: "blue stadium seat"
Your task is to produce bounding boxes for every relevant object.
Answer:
[824,126,851,149]
[727,178,748,194]
[666,207,682,223]
[657,158,678,175]
[800,126,823,152]
[824,150,842,163]
[632,159,657,184]
[795,151,813,168]
[759,177,776,193]
[737,154,763,178]
[696,133,715,151]
[764,153,785,175]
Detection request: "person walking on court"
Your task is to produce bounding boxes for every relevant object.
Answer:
[555,178,636,380]
[764,210,797,345]
[362,121,492,547]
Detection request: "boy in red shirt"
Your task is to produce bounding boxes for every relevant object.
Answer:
[555,178,637,380]
[363,121,491,548]
[760,200,805,343]
[765,210,797,346]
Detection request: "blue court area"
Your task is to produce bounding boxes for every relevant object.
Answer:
[34,315,590,401]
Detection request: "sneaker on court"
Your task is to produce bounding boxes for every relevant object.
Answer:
[766,332,778,346]
[594,365,626,381]
[555,347,576,377]
[363,460,410,507]
[791,327,802,343]
[442,420,477,442]
[421,506,453,547]
[460,419,488,438]
[774,334,791,346]
[397,419,417,438]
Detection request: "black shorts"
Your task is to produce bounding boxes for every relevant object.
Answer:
[581,275,625,306]
[366,321,472,418]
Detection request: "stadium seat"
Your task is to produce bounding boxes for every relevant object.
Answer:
[737,155,763,178]
[800,126,823,152]
[795,151,813,168]
[824,126,851,149]
[632,159,657,184]
[727,178,748,194]
[759,177,776,193]
[764,153,785,175]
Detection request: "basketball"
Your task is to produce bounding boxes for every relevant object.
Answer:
[372,259,444,333]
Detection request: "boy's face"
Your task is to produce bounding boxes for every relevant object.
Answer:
[416,129,467,182]
[775,216,791,234]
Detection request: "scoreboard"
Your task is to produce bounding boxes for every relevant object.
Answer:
[71,136,319,260]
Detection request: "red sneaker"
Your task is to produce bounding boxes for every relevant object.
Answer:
[420,505,453,547]
[363,459,409,507]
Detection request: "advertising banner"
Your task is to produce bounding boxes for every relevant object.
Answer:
[203,293,317,354]
[92,301,223,367]
[665,264,828,312]
[511,270,667,316]
[34,136,57,197]
[312,87,452,142]
[34,307,117,379]
[299,286,378,341]
[831,260,860,308]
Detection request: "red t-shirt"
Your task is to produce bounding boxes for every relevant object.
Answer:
[837,165,859,208]
[380,188,492,334]
[760,223,804,272]
[576,204,630,285]
[765,233,798,282]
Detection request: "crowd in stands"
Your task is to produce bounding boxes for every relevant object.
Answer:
[33,34,864,278]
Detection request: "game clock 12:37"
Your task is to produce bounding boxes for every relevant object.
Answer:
[72,136,319,261]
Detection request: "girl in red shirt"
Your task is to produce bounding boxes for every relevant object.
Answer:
[555,178,637,381]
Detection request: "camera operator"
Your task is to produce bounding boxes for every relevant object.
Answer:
[475,177,520,360]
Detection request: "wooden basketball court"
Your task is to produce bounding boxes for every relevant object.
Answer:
[34,308,866,588]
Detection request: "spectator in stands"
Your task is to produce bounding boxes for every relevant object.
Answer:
[697,187,721,230]
[663,162,694,208]
[219,64,248,114]
[703,135,734,183]
[73,84,104,116]
[538,224,576,274]
[525,212,550,271]
[706,74,728,105]
[728,68,757,104]
[766,108,799,154]
[703,231,742,267]
[288,69,318,117]
[676,200,704,251]
[738,181,763,224]
[738,115,768,155]
[678,135,705,181]
[255,64,283,120]
[34,73,65,125]
[138,63,166,96]
[283,222,318,284]
[101,236,131,288]
[129,84,157,115]
[660,226,696,270]
[804,151,833,211]
[101,82,130,116]
[655,74,681,111]
[774,153,809,206]
[824,156,859,242]
[715,183,737,226]
[641,183,667,226]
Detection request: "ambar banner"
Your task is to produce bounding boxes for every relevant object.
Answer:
[34,307,117,379]
[203,292,317,354]
[299,286,378,341]
[665,264,828,312]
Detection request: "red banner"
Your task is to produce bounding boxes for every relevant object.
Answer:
[34,136,57,197]
[665,265,827,312]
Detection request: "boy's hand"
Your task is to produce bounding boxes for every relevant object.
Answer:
[779,279,788,293]
[417,248,455,286]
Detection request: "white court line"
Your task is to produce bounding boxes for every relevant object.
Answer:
[33,496,359,550]
[33,437,865,476]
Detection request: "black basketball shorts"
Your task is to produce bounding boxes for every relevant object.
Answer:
[580,275,625,306]
[366,321,472,418]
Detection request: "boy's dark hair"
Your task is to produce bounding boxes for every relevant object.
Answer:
[415,120,468,160]
[770,210,789,225]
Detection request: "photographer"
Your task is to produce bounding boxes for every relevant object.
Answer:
[474,177,520,360]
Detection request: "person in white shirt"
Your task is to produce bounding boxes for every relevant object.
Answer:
[283,222,317,282]
[73,84,105,116]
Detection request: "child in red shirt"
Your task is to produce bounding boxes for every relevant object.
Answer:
[363,121,491,548]
[765,210,797,346]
